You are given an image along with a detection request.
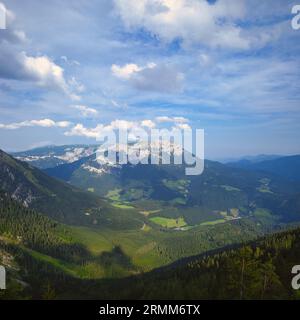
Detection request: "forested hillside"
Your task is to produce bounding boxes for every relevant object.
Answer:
[0,191,90,262]
[0,150,116,225]
[1,217,300,299]
[112,227,300,299]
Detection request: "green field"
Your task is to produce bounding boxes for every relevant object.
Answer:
[106,188,122,201]
[149,216,187,228]
[106,188,137,209]
[69,226,168,271]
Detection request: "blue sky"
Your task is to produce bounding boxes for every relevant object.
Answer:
[0,0,299,159]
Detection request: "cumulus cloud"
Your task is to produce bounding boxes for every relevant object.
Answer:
[108,119,136,131]
[71,105,98,117]
[132,64,184,93]
[112,63,146,79]
[0,50,81,100]
[141,119,156,128]
[64,123,104,139]
[111,62,157,79]
[0,3,81,101]
[113,0,252,50]
[112,62,184,93]
[0,119,71,130]
[65,120,136,139]
[23,55,68,90]
[64,117,191,140]
[174,123,191,130]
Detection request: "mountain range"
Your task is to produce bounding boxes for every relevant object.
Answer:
[228,155,300,182]
[1,145,300,299]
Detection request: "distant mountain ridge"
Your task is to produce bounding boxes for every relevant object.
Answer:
[12,145,99,169]
[228,155,300,182]
[6,146,300,224]
[40,149,300,224]
[220,154,282,164]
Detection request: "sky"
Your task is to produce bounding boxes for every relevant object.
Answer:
[0,0,299,159]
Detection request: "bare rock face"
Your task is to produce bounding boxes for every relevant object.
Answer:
[0,154,37,207]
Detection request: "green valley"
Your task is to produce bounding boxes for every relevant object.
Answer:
[1,149,300,299]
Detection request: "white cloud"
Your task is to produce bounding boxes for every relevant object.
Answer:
[64,119,140,139]
[56,121,72,128]
[173,117,189,123]
[72,105,98,117]
[156,116,172,123]
[64,117,191,140]
[23,55,68,91]
[109,119,136,130]
[0,3,82,101]
[114,0,251,50]
[111,62,157,79]
[0,50,79,101]
[64,123,104,139]
[112,63,145,79]
[174,123,191,130]
[156,116,189,124]
[21,56,85,101]
[112,62,184,93]
[141,119,156,128]
[0,119,71,130]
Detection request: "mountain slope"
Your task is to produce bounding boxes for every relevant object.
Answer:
[0,191,90,262]
[0,149,111,225]
[102,226,300,299]
[2,222,300,299]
